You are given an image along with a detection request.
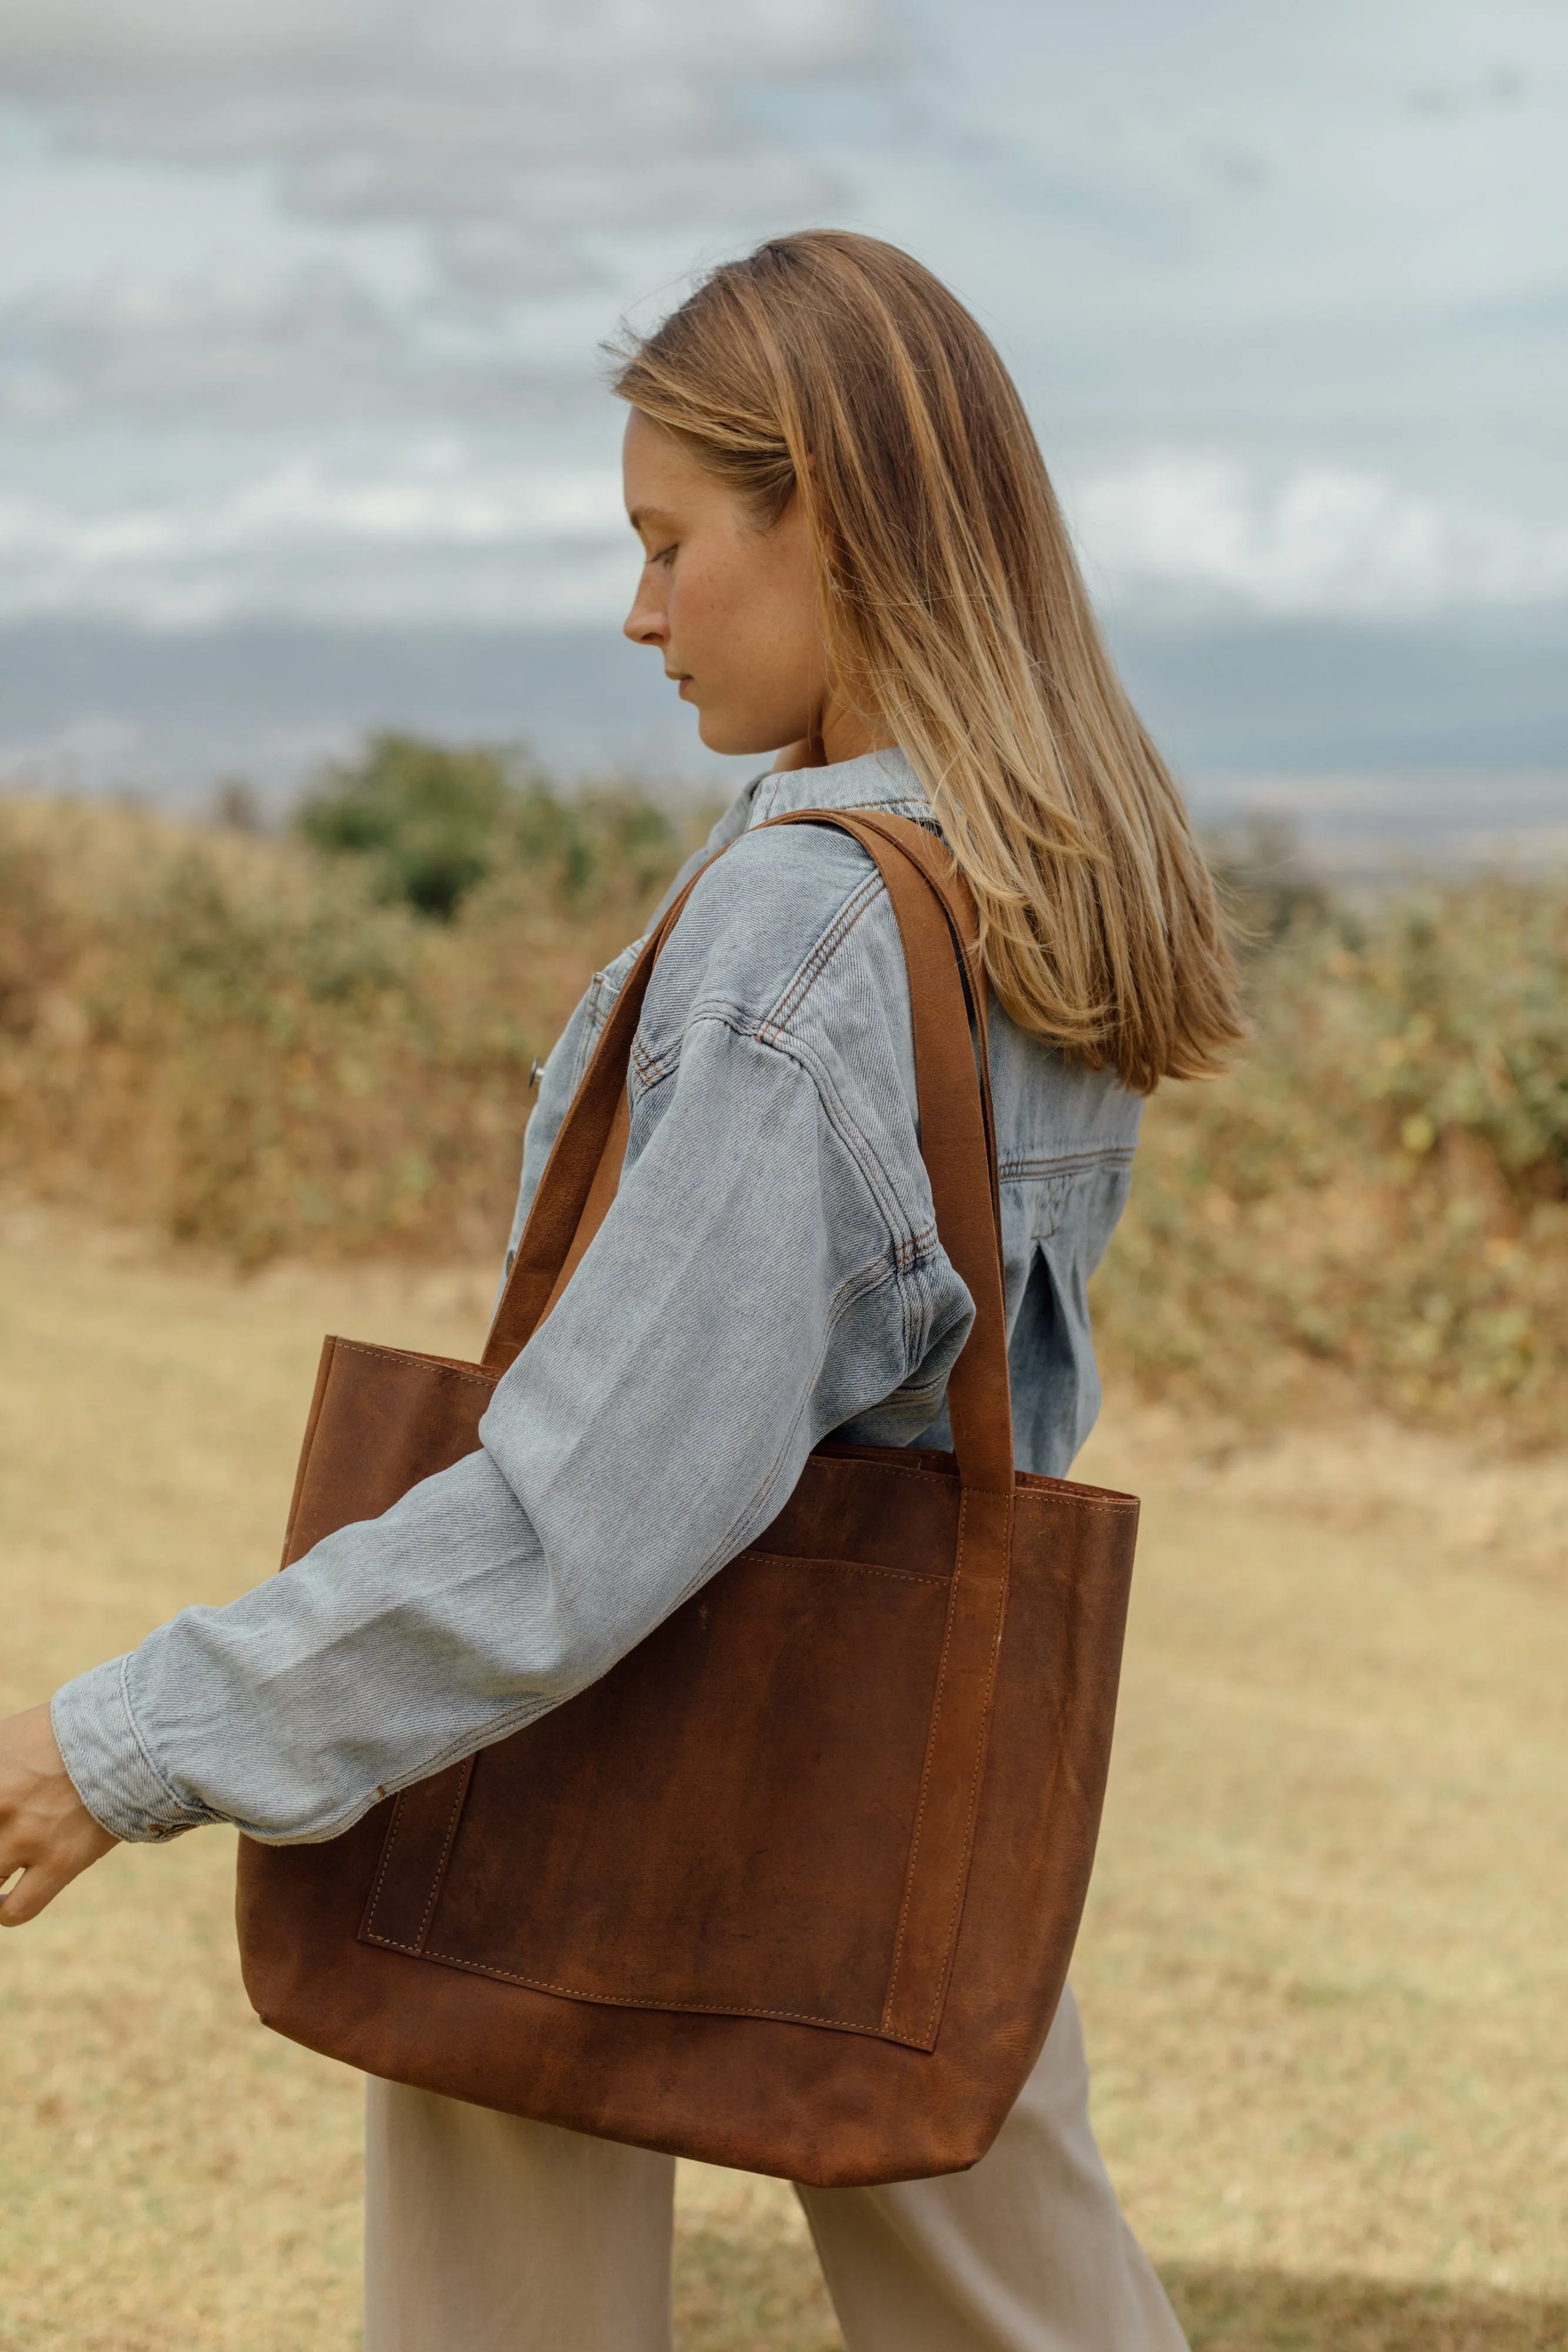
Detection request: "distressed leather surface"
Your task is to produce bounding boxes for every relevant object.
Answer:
[236,811,1138,2187]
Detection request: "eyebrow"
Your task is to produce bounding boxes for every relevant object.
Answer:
[627,505,677,534]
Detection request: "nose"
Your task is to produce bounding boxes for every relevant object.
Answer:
[623,567,667,649]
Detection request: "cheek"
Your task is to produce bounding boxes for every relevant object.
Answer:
[666,517,821,717]
[670,550,757,680]
[668,559,723,640]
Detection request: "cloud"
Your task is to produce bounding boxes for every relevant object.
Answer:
[12,434,1563,636]
[0,268,566,426]
[0,440,632,626]
[0,1,898,619]
[4,0,1564,644]
[1071,455,1568,620]
[1,0,891,296]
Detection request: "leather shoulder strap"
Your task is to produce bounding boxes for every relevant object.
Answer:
[763,812,1017,2046]
[765,812,1013,1494]
[483,810,1014,1493]
[481,858,713,1368]
[822,809,1004,1253]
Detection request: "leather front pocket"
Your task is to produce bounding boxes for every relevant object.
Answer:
[360,1543,953,2042]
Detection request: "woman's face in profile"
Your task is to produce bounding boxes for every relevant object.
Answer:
[621,407,831,761]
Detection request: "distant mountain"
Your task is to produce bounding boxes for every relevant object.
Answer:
[0,613,1562,868]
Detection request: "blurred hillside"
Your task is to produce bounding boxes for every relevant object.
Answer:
[0,741,697,1265]
[1093,837,1567,1448]
[1,744,1562,1448]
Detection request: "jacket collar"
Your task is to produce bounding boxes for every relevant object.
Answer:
[745,747,933,831]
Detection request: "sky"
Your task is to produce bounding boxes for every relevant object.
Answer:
[1,0,1564,822]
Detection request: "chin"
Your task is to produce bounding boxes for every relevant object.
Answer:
[697,710,796,758]
[696,716,749,755]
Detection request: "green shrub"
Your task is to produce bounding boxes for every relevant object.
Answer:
[295,733,680,920]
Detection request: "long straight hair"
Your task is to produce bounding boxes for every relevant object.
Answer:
[611,230,1245,1091]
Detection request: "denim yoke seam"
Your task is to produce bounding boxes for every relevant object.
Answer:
[760,864,940,1373]
[999,1144,1138,1180]
[627,864,884,1096]
[1004,1147,1138,1246]
[634,1003,937,1381]
[631,864,944,1375]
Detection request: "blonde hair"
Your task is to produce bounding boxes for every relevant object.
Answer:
[611,230,1245,1091]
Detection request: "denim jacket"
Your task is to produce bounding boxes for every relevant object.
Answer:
[52,750,1141,1846]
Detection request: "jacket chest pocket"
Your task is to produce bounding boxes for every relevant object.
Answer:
[570,943,641,1090]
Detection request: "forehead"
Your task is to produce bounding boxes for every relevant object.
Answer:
[622,407,719,520]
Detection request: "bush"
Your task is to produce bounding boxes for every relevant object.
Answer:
[295,733,680,920]
[0,780,699,1263]
[1090,874,1568,1448]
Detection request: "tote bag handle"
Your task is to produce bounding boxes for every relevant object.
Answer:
[482,809,1014,1497]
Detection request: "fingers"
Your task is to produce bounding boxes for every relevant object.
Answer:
[1,1857,64,1928]
[0,1702,119,1928]
[0,1812,118,1926]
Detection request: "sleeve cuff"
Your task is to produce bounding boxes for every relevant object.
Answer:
[51,1659,211,1845]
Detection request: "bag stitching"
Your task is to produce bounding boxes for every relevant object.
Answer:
[372,1551,950,1996]
[879,1484,967,2030]
[363,1792,408,1940]
[740,1551,948,1585]
[813,1456,1130,1515]
[922,1532,1009,2043]
[357,1931,927,2043]
[417,1768,473,1948]
[329,1339,499,1392]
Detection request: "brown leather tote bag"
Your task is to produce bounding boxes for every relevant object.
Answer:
[236,809,1138,2189]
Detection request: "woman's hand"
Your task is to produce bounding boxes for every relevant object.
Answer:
[0,1704,118,1926]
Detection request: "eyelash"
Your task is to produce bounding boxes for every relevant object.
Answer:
[651,543,676,567]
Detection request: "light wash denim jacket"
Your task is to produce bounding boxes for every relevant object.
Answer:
[52,750,1141,1846]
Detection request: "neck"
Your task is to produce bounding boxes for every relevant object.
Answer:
[773,697,894,774]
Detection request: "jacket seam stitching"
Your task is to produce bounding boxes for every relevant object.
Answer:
[116,1656,213,1828]
[764,867,885,1032]
[999,1148,1137,1178]
[708,1011,937,1274]
[627,1013,942,1322]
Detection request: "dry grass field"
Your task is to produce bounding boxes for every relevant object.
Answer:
[2,1209,1566,2351]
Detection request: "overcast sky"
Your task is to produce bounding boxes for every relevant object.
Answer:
[1,0,1564,803]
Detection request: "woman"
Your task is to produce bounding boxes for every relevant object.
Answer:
[0,232,1243,2350]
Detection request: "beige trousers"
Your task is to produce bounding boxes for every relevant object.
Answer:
[363,1985,1186,2352]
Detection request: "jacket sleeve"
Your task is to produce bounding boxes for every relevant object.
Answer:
[51,977,974,1846]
